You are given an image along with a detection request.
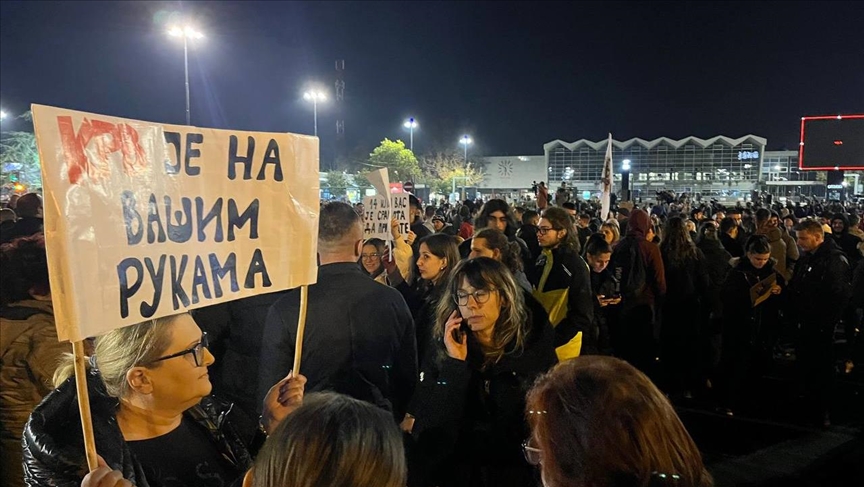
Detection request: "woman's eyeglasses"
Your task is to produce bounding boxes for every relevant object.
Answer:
[536,226,558,235]
[361,253,381,260]
[453,289,497,306]
[521,439,542,465]
[151,332,209,367]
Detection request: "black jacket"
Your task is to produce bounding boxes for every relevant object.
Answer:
[529,246,596,352]
[721,258,782,347]
[787,238,852,331]
[516,224,541,263]
[720,232,744,258]
[0,216,43,243]
[392,276,444,363]
[22,369,259,487]
[194,292,286,418]
[258,263,417,421]
[407,297,557,487]
[696,238,733,317]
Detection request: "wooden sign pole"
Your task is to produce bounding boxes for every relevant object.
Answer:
[292,285,310,374]
[72,340,98,472]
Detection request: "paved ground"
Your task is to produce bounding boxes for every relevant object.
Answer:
[675,361,863,487]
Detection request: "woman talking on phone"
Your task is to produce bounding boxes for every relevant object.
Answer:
[404,257,557,487]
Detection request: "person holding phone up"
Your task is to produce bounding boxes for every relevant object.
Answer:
[584,234,621,355]
[403,257,557,487]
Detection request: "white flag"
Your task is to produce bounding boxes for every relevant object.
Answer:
[600,133,614,221]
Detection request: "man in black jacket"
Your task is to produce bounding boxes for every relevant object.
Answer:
[788,219,852,426]
[258,202,417,421]
[530,207,595,356]
[0,193,43,244]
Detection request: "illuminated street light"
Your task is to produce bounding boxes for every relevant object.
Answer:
[459,135,473,166]
[403,118,418,151]
[0,110,6,120]
[622,159,631,171]
[167,24,205,125]
[622,159,632,200]
[303,90,327,137]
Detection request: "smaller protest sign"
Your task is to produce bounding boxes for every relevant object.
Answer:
[362,193,410,240]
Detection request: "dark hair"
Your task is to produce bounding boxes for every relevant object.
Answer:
[697,221,719,243]
[477,199,517,237]
[526,357,712,487]
[755,208,770,225]
[795,219,824,238]
[409,194,422,209]
[584,233,612,256]
[417,233,460,285]
[562,201,577,211]
[473,228,523,273]
[435,257,527,366]
[659,217,697,265]
[0,233,49,306]
[319,202,361,252]
[744,234,771,255]
[719,216,738,235]
[425,205,436,217]
[15,193,42,218]
[251,392,406,487]
[540,207,579,252]
[522,210,539,226]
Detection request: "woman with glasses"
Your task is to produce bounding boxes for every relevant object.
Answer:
[360,238,387,282]
[404,257,557,487]
[22,313,306,487]
[525,356,712,487]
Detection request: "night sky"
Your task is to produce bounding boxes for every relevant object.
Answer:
[2,1,862,165]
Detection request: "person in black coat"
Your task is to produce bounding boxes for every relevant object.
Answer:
[584,234,620,355]
[516,209,541,263]
[192,292,286,419]
[404,258,557,487]
[787,220,852,425]
[659,217,710,398]
[258,203,417,421]
[719,216,744,258]
[719,235,783,415]
[695,222,733,393]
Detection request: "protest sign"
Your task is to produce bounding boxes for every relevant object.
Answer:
[362,193,410,240]
[32,104,320,342]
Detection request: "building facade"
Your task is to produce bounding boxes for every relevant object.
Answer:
[474,155,545,201]
[544,135,769,202]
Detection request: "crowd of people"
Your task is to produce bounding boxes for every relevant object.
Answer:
[2,185,863,487]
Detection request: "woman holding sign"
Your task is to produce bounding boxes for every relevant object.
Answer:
[22,313,305,487]
[387,233,458,362]
[404,257,557,487]
[718,234,783,416]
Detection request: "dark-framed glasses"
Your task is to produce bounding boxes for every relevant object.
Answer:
[521,439,542,465]
[361,253,381,260]
[536,226,557,235]
[151,332,209,367]
[453,289,497,306]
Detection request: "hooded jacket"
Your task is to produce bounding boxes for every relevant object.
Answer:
[611,209,666,309]
[831,213,863,268]
[0,300,62,487]
[22,368,260,487]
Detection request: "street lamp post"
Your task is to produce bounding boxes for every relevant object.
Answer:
[168,26,204,125]
[459,135,473,167]
[0,110,7,120]
[303,90,326,137]
[403,118,418,151]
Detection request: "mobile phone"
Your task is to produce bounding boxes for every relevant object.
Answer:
[451,311,468,344]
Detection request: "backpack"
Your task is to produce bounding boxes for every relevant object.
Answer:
[612,239,647,301]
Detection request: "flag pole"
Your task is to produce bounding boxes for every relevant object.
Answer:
[73,340,98,472]
[292,285,310,374]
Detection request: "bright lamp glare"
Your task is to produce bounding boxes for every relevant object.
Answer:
[304,91,326,101]
[622,159,631,170]
[168,27,183,37]
[460,136,472,145]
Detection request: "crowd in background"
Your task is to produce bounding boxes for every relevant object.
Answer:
[2,184,863,487]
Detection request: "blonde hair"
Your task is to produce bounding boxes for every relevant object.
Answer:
[53,316,178,397]
[252,392,406,487]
